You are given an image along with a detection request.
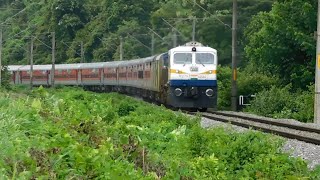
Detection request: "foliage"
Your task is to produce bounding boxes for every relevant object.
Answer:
[245,85,314,122]
[0,0,274,65]
[0,66,11,89]
[0,87,318,178]
[152,0,274,65]
[217,65,232,109]
[245,0,317,89]
[218,65,279,110]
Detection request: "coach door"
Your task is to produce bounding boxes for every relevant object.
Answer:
[161,53,169,86]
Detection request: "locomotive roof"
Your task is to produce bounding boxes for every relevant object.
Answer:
[106,61,126,68]
[78,62,108,69]
[170,46,217,53]
[170,42,217,53]
[119,56,157,67]
[17,65,52,71]
[7,65,23,71]
[55,64,81,70]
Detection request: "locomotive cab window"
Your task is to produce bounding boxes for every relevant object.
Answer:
[173,53,192,64]
[196,53,215,64]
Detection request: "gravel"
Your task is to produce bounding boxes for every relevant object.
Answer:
[282,139,320,169]
[201,116,249,133]
[200,113,320,169]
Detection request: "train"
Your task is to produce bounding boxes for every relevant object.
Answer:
[8,42,218,111]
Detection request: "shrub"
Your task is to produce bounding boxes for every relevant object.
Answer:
[218,65,279,110]
[245,85,314,122]
[1,66,11,89]
[291,85,314,122]
[117,102,137,117]
[0,87,318,178]
[217,65,232,110]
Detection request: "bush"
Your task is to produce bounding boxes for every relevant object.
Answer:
[1,66,11,89]
[291,85,314,122]
[217,65,232,109]
[218,65,279,110]
[0,87,318,178]
[238,64,280,97]
[117,101,137,117]
[245,85,314,122]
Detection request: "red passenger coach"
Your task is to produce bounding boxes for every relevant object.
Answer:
[54,64,81,85]
[144,62,151,80]
[19,65,52,85]
[55,69,77,81]
[104,61,122,86]
[80,63,106,86]
[7,65,22,84]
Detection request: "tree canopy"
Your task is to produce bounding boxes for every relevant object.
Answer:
[245,0,317,88]
[0,0,274,65]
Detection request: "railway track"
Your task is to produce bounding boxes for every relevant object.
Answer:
[188,111,320,145]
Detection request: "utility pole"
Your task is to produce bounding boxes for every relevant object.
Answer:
[151,32,155,56]
[30,36,34,90]
[51,32,55,88]
[172,28,177,48]
[120,36,123,60]
[81,41,84,63]
[231,0,238,111]
[192,17,196,42]
[315,0,320,123]
[0,28,2,87]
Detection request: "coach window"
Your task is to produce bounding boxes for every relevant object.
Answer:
[196,53,215,64]
[174,53,192,64]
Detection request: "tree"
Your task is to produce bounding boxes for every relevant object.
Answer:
[152,0,274,65]
[245,0,317,89]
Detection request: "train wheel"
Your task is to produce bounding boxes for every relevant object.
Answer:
[198,108,207,112]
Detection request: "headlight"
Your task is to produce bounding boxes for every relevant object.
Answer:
[205,89,214,97]
[174,88,183,97]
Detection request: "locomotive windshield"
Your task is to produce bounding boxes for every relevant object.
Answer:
[174,53,192,64]
[196,53,215,64]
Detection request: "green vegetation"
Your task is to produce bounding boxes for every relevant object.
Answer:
[0,0,274,65]
[0,0,317,121]
[218,66,315,122]
[241,0,316,121]
[0,87,319,179]
[0,66,11,89]
[245,0,316,89]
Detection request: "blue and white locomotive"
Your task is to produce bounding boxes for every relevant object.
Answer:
[8,42,218,111]
[164,42,217,111]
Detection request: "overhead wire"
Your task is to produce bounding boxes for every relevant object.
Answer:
[127,33,151,50]
[61,41,82,57]
[35,37,52,50]
[0,7,27,26]
[186,0,231,29]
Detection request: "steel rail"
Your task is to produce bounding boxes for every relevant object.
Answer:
[208,111,320,134]
[188,112,320,145]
